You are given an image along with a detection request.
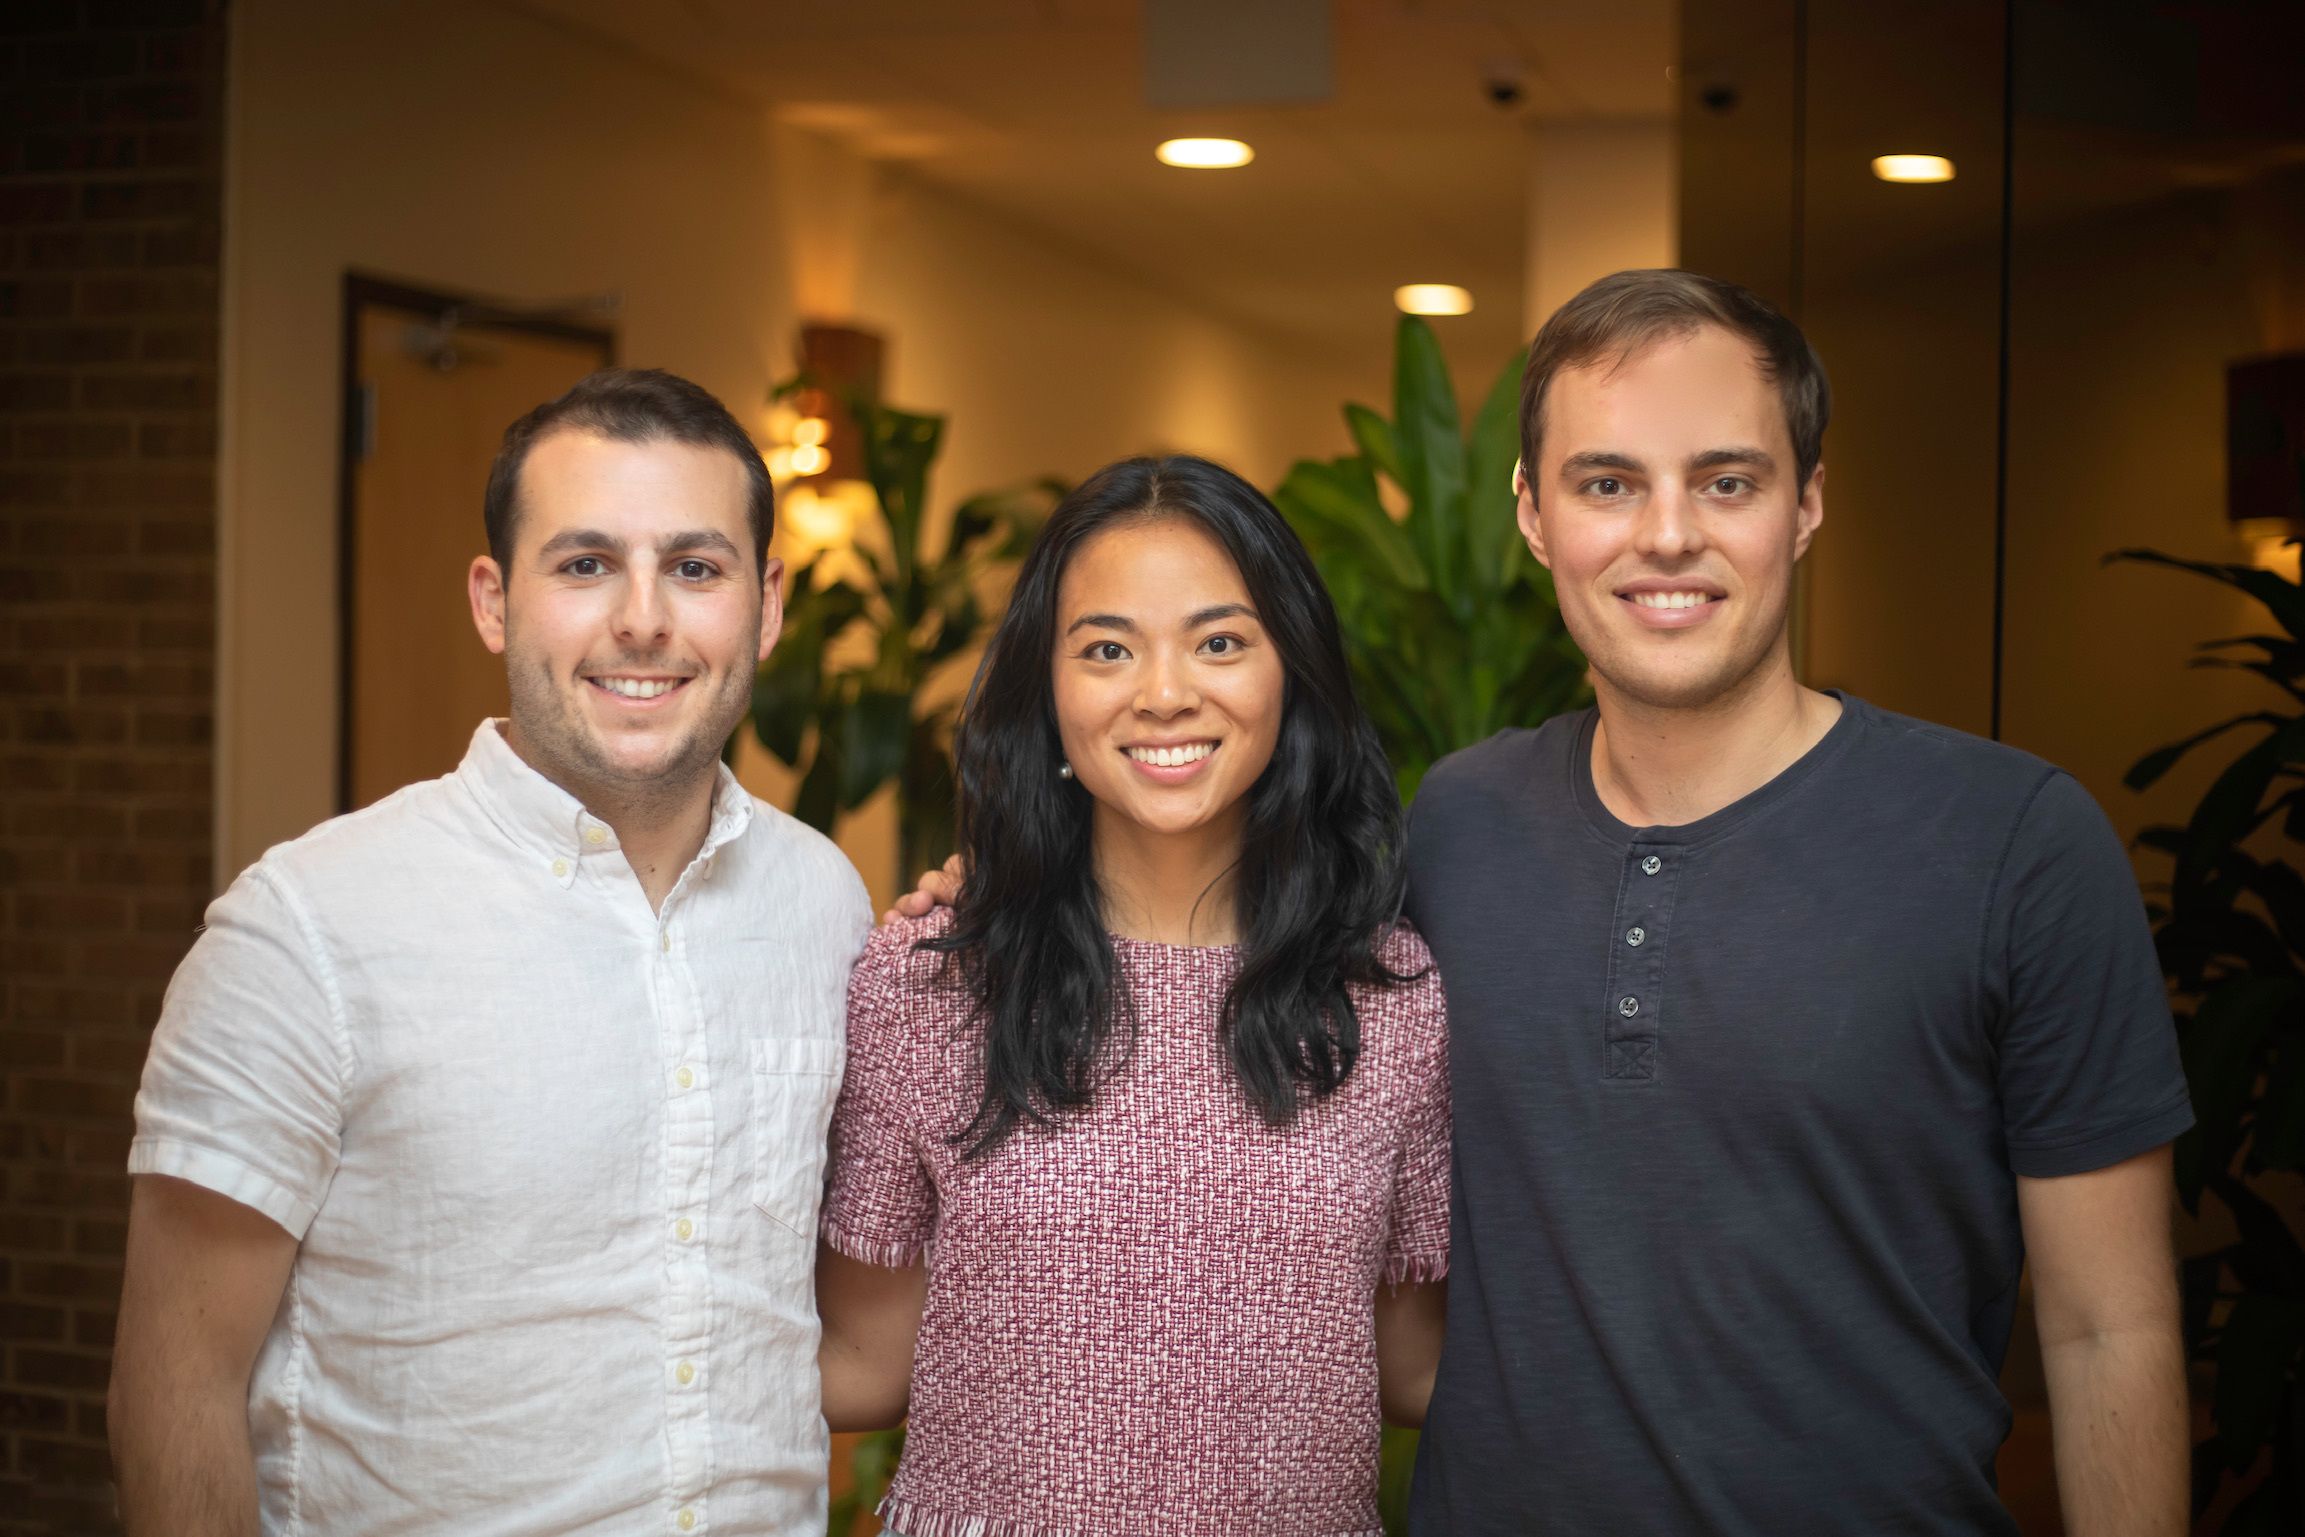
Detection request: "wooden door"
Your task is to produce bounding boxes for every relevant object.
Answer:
[342,283,613,809]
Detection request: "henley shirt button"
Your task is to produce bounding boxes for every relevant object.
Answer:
[676,1361,696,1385]
[550,859,569,879]
[1640,854,1662,876]
[584,826,606,846]
[1626,927,1646,946]
[676,1218,693,1241]
[661,933,672,953]
[677,1511,696,1532]
[676,1066,694,1090]
[1618,995,1641,1018]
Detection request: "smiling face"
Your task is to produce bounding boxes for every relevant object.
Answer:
[467,428,781,807]
[1519,323,1824,713]
[1051,515,1285,850]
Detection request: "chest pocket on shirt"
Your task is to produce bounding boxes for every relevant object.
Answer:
[749,1035,842,1249]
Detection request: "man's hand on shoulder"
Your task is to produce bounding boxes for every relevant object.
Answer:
[879,853,965,925]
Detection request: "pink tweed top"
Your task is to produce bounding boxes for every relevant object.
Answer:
[822,910,1451,1537]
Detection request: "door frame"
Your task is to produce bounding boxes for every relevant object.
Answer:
[335,273,617,811]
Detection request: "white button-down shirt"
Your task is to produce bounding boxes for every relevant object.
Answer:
[132,722,870,1535]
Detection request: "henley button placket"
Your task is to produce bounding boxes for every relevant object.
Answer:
[1604,846,1680,1082]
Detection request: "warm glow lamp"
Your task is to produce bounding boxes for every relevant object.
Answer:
[1156,137,1254,169]
[1395,284,1474,316]
[1871,154,1956,183]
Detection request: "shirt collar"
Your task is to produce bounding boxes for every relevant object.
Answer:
[456,719,754,885]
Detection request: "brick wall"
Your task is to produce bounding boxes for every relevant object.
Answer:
[0,1,225,1528]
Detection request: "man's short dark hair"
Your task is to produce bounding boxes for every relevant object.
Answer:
[483,366,775,573]
[1520,269,1832,489]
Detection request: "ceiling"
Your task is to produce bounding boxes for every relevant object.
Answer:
[503,0,1676,370]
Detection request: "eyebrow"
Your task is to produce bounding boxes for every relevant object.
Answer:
[1063,602,1258,637]
[534,528,744,562]
[1689,446,1776,474]
[1557,451,1644,478]
[1555,447,1778,479]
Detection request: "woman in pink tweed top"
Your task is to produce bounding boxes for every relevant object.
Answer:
[814,455,1450,1536]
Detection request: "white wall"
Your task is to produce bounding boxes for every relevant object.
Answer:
[1523,121,1679,337]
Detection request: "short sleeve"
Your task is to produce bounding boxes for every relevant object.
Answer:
[820,925,938,1267]
[128,863,350,1238]
[1992,771,2194,1178]
[1382,954,1452,1286]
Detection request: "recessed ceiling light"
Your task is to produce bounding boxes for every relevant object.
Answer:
[1395,284,1474,316]
[1156,137,1254,169]
[1871,154,1955,184]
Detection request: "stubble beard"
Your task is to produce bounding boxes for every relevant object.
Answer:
[1585,584,1794,717]
[500,618,759,823]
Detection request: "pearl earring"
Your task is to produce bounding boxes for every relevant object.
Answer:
[1058,761,1074,780]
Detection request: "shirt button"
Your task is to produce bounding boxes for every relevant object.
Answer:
[1640,854,1662,876]
[1618,995,1641,1018]
[584,826,606,846]
[677,1511,696,1532]
[661,932,672,953]
[1626,926,1646,947]
[551,859,569,878]
[676,1066,695,1089]
[676,1361,696,1385]
[676,1218,694,1241]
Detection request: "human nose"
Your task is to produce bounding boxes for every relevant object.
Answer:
[1632,483,1704,561]
[1134,647,1200,717]
[611,567,672,646]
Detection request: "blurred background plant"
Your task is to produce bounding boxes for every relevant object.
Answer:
[1277,317,1590,1532]
[751,385,1060,892]
[1273,314,1589,806]
[2111,541,2305,1533]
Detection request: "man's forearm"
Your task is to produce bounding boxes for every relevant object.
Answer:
[2040,1322,2189,1537]
[112,1382,260,1537]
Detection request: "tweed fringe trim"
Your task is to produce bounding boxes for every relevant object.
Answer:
[1383,1250,1449,1287]
[877,1497,1382,1537]
[819,1218,926,1270]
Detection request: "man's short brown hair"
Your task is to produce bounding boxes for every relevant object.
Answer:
[1520,269,1831,489]
[483,366,775,573]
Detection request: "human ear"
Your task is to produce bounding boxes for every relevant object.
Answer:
[469,556,509,655]
[756,556,786,665]
[1792,462,1825,560]
[1514,459,1553,571]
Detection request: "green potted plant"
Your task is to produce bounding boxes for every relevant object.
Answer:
[751,394,1059,890]
[1274,316,1590,804]
[2110,542,2305,1532]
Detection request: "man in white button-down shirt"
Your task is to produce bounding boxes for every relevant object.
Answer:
[109,369,871,1535]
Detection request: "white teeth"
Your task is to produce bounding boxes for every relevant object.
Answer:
[596,677,679,699]
[1125,742,1214,767]
[1630,591,1715,610]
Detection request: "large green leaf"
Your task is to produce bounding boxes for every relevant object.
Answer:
[1345,403,1404,487]
[857,401,945,590]
[2176,724,2300,897]
[2182,976,2299,1192]
[751,573,868,765]
[1276,457,1427,591]
[1391,316,1467,609]
[2125,711,2285,791]
[837,688,913,811]
[1463,346,1530,598]
[2108,548,2305,642]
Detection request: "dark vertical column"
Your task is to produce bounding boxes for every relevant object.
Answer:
[0,2,225,1528]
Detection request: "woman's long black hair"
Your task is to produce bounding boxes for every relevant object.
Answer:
[925,454,1411,1157]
